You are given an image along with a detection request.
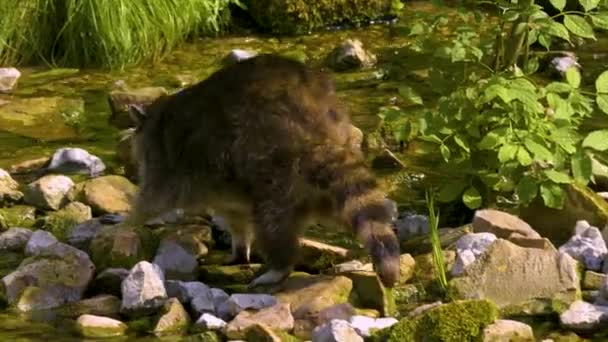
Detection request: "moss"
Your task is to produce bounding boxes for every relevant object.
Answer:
[89,225,158,271]
[0,205,36,230]
[39,202,91,241]
[246,0,396,34]
[198,264,262,286]
[373,299,499,342]
[181,331,223,342]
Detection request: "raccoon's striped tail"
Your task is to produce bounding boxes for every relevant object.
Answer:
[315,148,401,287]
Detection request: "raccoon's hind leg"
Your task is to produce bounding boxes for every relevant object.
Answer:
[225,217,254,265]
[247,197,305,288]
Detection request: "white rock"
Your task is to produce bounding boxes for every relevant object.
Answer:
[226,49,257,63]
[0,67,21,93]
[451,232,497,276]
[121,261,167,316]
[217,293,277,321]
[0,227,33,252]
[349,315,398,337]
[24,230,58,256]
[23,174,74,210]
[46,147,106,176]
[558,221,607,271]
[76,314,127,338]
[194,313,227,331]
[560,300,608,332]
[312,319,363,342]
[482,319,534,341]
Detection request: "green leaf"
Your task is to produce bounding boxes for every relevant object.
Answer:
[420,134,443,144]
[437,180,467,202]
[549,0,566,11]
[524,138,553,161]
[516,176,538,204]
[580,0,599,12]
[538,33,552,50]
[564,15,595,39]
[582,130,608,151]
[596,94,608,114]
[566,67,581,88]
[571,150,592,184]
[545,82,572,93]
[462,187,482,209]
[540,183,565,209]
[546,21,571,42]
[453,135,470,153]
[478,131,501,150]
[440,144,451,162]
[378,108,403,122]
[591,13,608,30]
[544,169,571,183]
[596,70,608,93]
[398,86,424,106]
[517,148,533,166]
[498,144,518,162]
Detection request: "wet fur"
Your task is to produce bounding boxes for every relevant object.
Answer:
[125,54,401,288]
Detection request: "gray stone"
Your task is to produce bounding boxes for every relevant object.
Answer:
[92,268,130,297]
[153,240,198,281]
[482,319,534,342]
[225,302,294,340]
[46,147,105,177]
[218,293,278,321]
[152,298,191,336]
[559,300,608,332]
[24,230,58,256]
[0,67,21,93]
[472,209,541,240]
[558,220,607,271]
[225,49,258,63]
[0,227,33,252]
[312,319,363,342]
[80,175,137,215]
[121,261,168,316]
[394,213,429,241]
[76,314,127,338]
[449,239,580,315]
[0,168,23,205]
[23,175,74,210]
[452,232,497,277]
[67,218,105,252]
[349,315,398,337]
[2,242,95,309]
[326,39,376,71]
[193,313,227,331]
[15,286,64,312]
[333,260,367,274]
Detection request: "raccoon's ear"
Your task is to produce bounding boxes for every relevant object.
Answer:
[128,104,147,127]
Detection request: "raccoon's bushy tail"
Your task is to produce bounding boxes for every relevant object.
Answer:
[310,146,401,287]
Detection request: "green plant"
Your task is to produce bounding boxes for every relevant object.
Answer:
[381,0,608,210]
[426,190,448,293]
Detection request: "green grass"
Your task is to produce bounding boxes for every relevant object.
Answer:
[0,0,242,69]
[426,189,448,293]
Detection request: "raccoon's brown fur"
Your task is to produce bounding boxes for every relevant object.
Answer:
[125,54,401,288]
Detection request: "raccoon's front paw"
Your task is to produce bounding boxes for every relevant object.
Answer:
[247,268,291,289]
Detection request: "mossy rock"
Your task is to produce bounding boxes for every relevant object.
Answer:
[198,264,263,286]
[56,294,121,318]
[39,201,92,241]
[372,299,499,342]
[246,0,396,34]
[89,225,158,271]
[343,270,396,316]
[0,205,36,230]
[0,251,24,278]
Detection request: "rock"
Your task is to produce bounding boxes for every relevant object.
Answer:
[0,67,21,92]
[121,261,168,317]
[245,324,295,341]
[159,224,212,255]
[210,288,230,311]
[2,242,95,310]
[218,293,278,321]
[225,302,294,340]
[401,226,470,256]
[24,230,58,256]
[349,315,398,337]
[449,239,580,315]
[108,86,168,129]
[312,319,363,342]
[153,240,199,281]
[597,273,608,304]
[0,97,83,141]
[91,268,129,297]
[45,147,105,176]
[519,183,608,246]
[451,232,497,277]
[193,313,227,331]
[559,300,608,332]
[558,220,607,271]
[0,251,24,278]
[413,250,457,284]
[40,201,92,241]
[0,205,36,229]
[0,227,33,252]
[7,157,49,175]
[0,168,23,205]
[298,238,352,271]
[78,175,137,215]
[332,260,369,274]
[481,319,534,342]
[394,213,429,241]
[89,225,157,271]
[153,298,191,336]
[15,286,64,311]
[190,287,215,318]
[199,264,263,285]
[164,280,211,306]
[342,271,395,316]
[326,39,377,71]
[67,218,106,252]
[583,270,606,290]
[472,209,541,241]
[225,49,258,63]
[76,314,127,338]
[381,300,498,341]
[23,175,74,210]
[57,294,121,318]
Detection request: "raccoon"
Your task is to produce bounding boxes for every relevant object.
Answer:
[124,54,401,288]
